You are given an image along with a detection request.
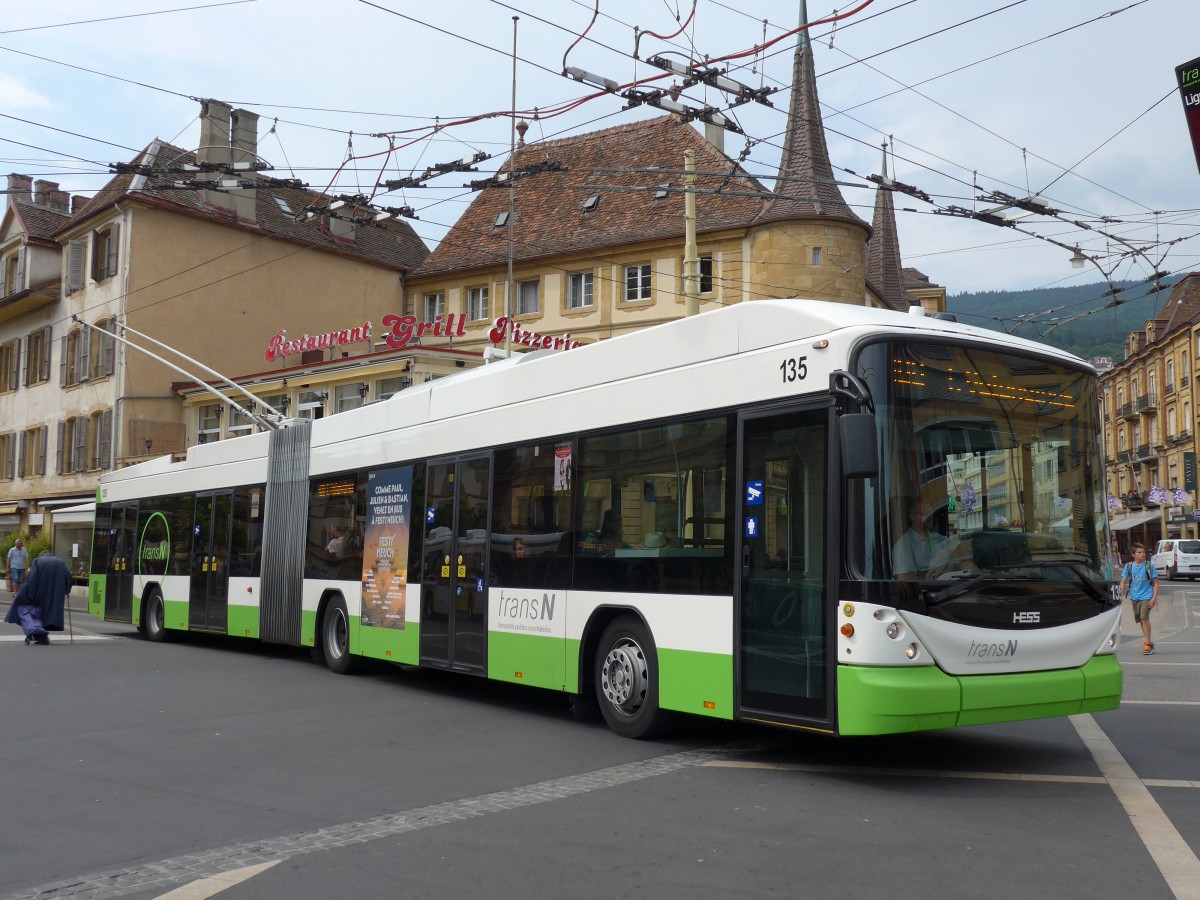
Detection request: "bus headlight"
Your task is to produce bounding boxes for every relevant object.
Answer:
[885,622,901,640]
[905,643,920,659]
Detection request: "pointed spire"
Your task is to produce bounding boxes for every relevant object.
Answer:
[866,141,915,311]
[757,2,869,231]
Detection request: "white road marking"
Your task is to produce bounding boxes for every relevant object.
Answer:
[153,860,281,899]
[1123,700,1200,705]
[1071,713,1200,900]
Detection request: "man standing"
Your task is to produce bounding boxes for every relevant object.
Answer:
[1120,542,1159,655]
[5,550,71,645]
[7,538,29,594]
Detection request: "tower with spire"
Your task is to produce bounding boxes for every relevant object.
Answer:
[745,1,875,306]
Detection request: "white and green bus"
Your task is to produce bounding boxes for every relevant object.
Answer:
[89,299,1122,738]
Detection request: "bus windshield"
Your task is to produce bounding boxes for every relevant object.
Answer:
[856,341,1107,585]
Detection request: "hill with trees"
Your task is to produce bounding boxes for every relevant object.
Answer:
[946,277,1181,361]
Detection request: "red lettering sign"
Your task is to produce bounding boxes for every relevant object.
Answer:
[264,321,373,362]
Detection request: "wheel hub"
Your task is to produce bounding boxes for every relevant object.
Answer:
[601,639,647,715]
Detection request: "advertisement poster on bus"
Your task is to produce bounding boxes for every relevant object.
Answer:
[361,465,413,629]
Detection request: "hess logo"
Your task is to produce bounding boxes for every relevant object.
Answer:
[1013,611,1041,624]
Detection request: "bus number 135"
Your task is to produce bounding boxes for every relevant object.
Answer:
[779,355,808,383]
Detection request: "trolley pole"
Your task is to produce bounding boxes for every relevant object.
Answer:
[683,148,699,317]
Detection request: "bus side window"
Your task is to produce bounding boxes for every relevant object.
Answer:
[491,442,574,589]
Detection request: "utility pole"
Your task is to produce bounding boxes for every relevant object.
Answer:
[505,15,518,357]
[683,148,700,316]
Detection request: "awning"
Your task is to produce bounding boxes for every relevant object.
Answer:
[0,504,19,515]
[1109,509,1161,531]
[38,496,93,508]
[52,502,95,525]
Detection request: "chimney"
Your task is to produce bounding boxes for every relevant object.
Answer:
[197,99,232,167]
[230,109,259,166]
[229,108,260,224]
[34,179,59,207]
[71,195,88,215]
[49,188,70,212]
[7,173,32,203]
[196,99,234,214]
[704,121,725,154]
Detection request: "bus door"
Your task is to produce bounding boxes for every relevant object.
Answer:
[736,404,831,726]
[420,454,491,673]
[189,491,233,633]
[104,501,138,622]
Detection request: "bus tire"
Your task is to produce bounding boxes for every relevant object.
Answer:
[145,588,168,643]
[594,616,674,739]
[321,598,358,675]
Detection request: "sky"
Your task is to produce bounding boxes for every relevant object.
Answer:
[2,0,1199,297]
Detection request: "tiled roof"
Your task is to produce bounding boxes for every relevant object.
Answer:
[865,182,913,311]
[755,34,870,234]
[12,200,70,242]
[415,116,767,276]
[1154,273,1200,337]
[56,142,429,271]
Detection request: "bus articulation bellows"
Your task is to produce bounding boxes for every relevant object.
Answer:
[90,299,1122,738]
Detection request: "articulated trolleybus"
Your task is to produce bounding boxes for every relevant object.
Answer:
[90,300,1121,738]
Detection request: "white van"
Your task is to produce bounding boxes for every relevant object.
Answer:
[1152,539,1200,580]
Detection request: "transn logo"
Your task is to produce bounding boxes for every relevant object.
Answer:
[1012,611,1040,624]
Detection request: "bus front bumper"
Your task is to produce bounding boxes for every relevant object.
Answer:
[836,655,1122,736]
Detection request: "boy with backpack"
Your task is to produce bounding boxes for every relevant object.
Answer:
[1120,543,1159,655]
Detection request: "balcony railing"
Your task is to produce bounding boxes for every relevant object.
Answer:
[1135,443,1154,461]
[1136,392,1158,413]
[1117,449,1136,464]
[1117,402,1136,420]
[1165,382,1176,397]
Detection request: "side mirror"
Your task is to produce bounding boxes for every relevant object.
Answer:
[840,413,878,478]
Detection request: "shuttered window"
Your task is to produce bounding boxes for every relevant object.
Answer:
[66,240,86,294]
[91,224,120,281]
[97,409,112,470]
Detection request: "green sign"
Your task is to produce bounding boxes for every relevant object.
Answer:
[1185,451,1198,492]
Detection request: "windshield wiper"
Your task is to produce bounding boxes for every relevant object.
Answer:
[925,572,1021,605]
[925,561,1108,605]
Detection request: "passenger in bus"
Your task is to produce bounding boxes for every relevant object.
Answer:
[598,509,624,553]
[326,526,347,558]
[892,499,950,579]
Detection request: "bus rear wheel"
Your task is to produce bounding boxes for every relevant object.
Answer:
[321,598,358,675]
[145,588,168,643]
[594,616,674,739]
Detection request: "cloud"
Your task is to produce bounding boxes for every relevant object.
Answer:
[0,72,51,111]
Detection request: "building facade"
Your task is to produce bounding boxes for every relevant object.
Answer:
[1099,273,1200,553]
[0,100,428,563]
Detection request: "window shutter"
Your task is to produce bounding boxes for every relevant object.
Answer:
[78,329,90,382]
[59,335,68,386]
[37,425,47,475]
[75,417,88,472]
[102,320,116,376]
[67,240,85,294]
[19,335,29,387]
[5,435,13,479]
[17,432,26,479]
[98,410,112,470]
[10,338,20,391]
[106,224,120,279]
[56,420,65,475]
[40,327,51,382]
[13,248,24,293]
[0,259,6,297]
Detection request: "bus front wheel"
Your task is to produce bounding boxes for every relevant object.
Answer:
[321,598,358,675]
[145,588,168,643]
[594,616,674,739]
